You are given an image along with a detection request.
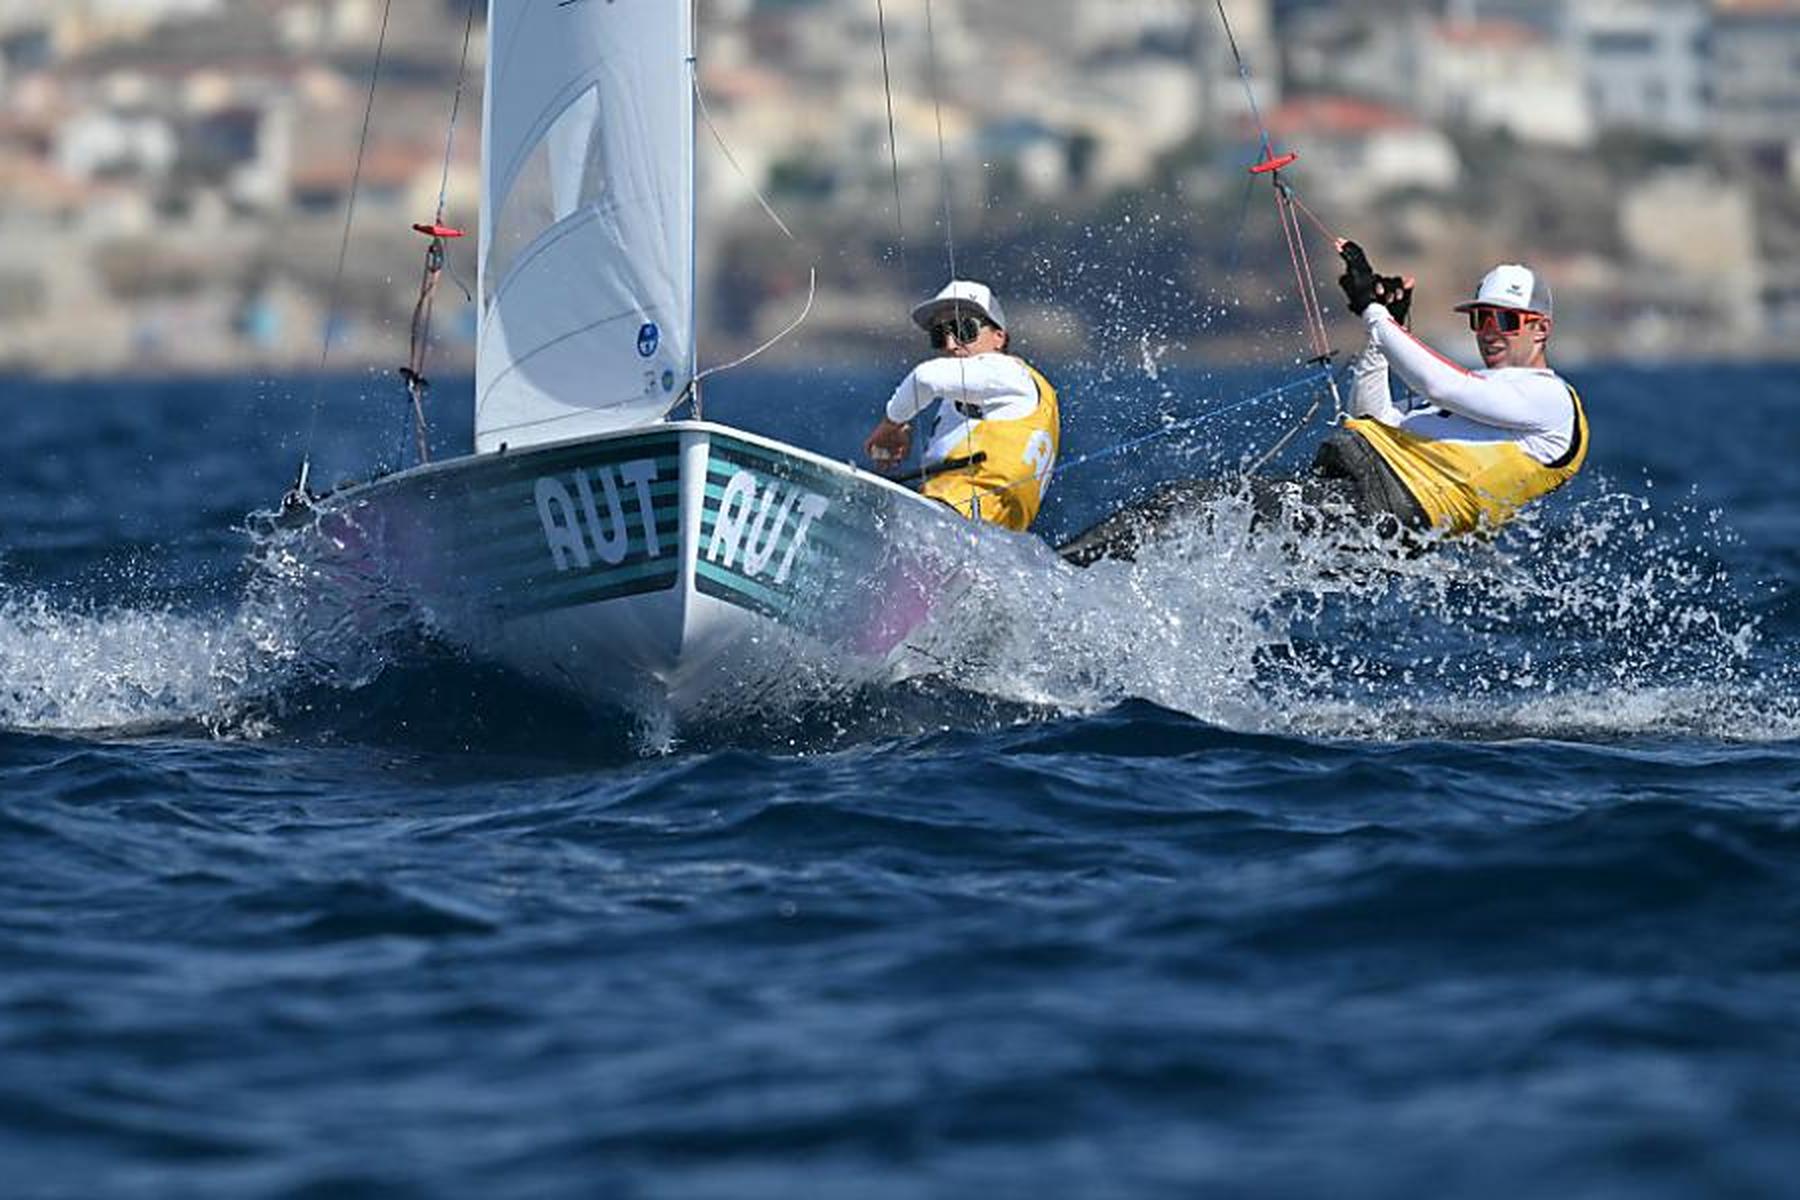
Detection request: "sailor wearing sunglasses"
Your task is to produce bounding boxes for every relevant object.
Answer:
[1323,243,1588,536]
[863,280,1061,532]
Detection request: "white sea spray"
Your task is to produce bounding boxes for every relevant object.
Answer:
[904,483,1796,744]
[0,477,1789,747]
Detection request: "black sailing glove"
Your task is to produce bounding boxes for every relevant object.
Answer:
[1337,240,1378,315]
[1373,273,1413,325]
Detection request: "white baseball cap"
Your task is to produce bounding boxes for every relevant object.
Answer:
[1454,263,1553,317]
[911,280,1007,331]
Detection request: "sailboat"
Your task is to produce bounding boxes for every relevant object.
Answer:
[277,0,1043,717]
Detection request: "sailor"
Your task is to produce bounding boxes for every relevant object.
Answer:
[1316,241,1589,537]
[863,280,1061,533]
[1058,246,1588,564]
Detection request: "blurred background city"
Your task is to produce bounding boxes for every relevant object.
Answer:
[1,0,1797,376]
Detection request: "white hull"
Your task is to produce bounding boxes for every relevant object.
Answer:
[285,422,1019,716]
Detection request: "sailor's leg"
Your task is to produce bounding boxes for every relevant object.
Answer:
[1057,434,1432,566]
[1058,475,1351,564]
[1311,430,1430,531]
[1256,475,1365,537]
[1056,479,1236,565]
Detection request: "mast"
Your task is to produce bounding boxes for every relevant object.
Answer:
[686,0,700,416]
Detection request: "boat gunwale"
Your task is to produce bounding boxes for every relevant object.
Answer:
[294,420,946,516]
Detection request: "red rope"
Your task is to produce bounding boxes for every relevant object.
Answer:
[1273,186,1330,360]
[1286,188,1339,247]
[1284,195,1331,359]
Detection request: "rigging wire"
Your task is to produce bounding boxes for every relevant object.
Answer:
[917,0,987,515]
[397,0,481,469]
[399,236,451,466]
[1059,369,1336,477]
[873,0,909,280]
[1211,0,1345,431]
[964,368,1338,505]
[1242,387,1324,476]
[1222,169,1258,279]
[881,5,1346,514]
[921,0,959,284]
[1214,0,1271,158]
[433,0,478,229]
[289,0,396,502]
[1217,3,1331,357]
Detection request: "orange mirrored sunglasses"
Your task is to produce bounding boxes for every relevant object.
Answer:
[1466,306,1544,335]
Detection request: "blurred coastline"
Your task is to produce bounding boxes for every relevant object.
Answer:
[0,0,1797,378]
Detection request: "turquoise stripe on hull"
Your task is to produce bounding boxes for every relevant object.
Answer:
[497,563,681,617]
[694,561,787,621]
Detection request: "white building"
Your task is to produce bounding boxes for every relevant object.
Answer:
[963,0,1199,58]
[1574,0,1710,138]
[1708,0,1800,149]
[1420,18,1595,147]
[1282,9,1425,114]
[1262,95,1461,207]
[55,108,177,180]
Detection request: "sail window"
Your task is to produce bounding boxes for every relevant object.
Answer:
[485,84,610,306]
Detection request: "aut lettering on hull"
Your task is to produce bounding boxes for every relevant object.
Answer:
[535,459,662,572]
[706,469,828,586]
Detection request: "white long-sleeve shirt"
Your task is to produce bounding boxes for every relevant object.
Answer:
[886,353,1042,467]
[1349,303,1577,465]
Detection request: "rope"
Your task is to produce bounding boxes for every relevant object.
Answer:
[682,269,817,402]
[292,0,395,499]
[685,82,814,403]
[1286,187,1340,245]
[1275,185,1331,360]
[695,82,795,241]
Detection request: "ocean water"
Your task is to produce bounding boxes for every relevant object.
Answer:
[2,361,1798,1198]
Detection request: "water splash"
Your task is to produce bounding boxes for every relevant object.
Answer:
[0,513,426,738]
[905,483,1796,744]
[0,590,252,733]
[2,474,1789,750]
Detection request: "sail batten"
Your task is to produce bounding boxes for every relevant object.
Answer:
[476,0,695,452]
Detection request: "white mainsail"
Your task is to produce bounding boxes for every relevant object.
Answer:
[475,0,695,452]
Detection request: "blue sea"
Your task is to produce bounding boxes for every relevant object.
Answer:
[3,361,1798,1198]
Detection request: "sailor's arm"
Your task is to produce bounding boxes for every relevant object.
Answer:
[885,353,1037,423]
[1364,305,1569,431]
[863,416,911,469]
[1347,334,1405,425]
